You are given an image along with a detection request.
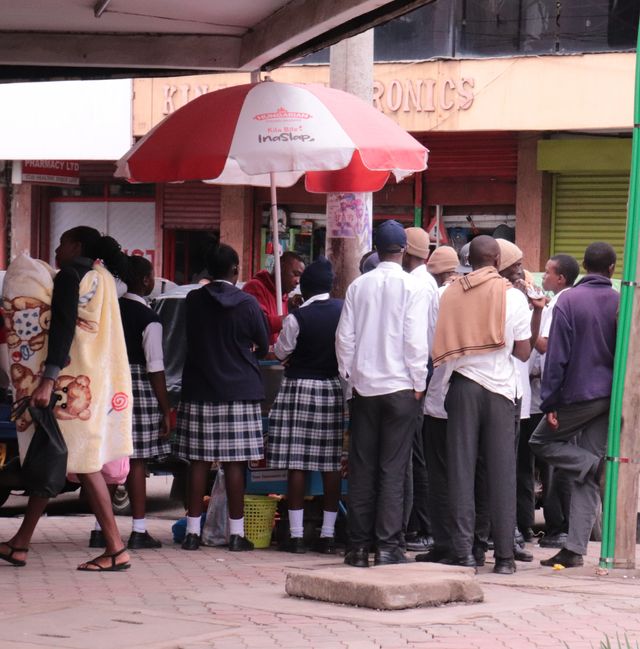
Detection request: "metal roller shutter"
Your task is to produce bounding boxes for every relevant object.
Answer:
[552,174,628,277]
[161,182,221,230]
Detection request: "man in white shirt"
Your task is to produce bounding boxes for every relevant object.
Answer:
[432,236,533,575]
[401,227,438,552]
[534,254,580,549]
[336,220,429,567]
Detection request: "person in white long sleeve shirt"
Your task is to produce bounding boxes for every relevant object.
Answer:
[336,220,429,568]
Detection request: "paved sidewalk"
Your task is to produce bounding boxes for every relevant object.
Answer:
[1,515,640,649]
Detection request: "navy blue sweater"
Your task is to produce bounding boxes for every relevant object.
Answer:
[181,282,269,403]
[541,275,619,412]
[285,298,343,380]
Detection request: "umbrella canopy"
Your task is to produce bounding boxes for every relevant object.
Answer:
[116,81,428,192]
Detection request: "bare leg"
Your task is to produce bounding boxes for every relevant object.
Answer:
[186,460,210,518]
[322,471,341,513]
[126,459,147,520]
[287,470,305,511]
[77,471,129,569]
[0,495,49,564]
[223,461,247,520]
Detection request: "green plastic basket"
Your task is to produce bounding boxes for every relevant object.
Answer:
[243,495,279,548]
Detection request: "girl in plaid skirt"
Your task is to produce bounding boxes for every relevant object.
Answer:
[174,244,269,552]
[119,255,171,549]
[267,257,346,554]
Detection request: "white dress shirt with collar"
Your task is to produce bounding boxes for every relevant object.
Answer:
[274,292,330,361]
[122,292,165,373]
[409,263,439,350]
[335,261,429,397]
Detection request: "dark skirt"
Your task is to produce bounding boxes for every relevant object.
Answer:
[130,363,171,460]
[267,377,346,472]
[174,400,263,462]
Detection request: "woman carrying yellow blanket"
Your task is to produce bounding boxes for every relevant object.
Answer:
[0,227,133,571]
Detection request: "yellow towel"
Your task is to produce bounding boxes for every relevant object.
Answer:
[3,253,133,474]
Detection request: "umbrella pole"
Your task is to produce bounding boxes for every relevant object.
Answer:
[270,172,284,317]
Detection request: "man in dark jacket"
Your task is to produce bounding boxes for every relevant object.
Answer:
[530,241,619,568]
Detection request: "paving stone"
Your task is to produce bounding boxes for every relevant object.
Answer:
[285,563,483,610]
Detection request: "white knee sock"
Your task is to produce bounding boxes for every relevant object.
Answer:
[321,510,338,538]
[132,518,146,533]
[186,515,201,535]
[229,517,245,537]
[289,509,304,538]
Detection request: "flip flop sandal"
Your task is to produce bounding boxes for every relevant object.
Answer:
[0,544,28,567]
[77,547,131,572]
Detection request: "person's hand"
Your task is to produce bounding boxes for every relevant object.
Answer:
[340,454,348,478]
[414,390,425,401]
[30,378,54,408]
[546,411,559,430]
[288,294,304,310]
[159,413,172,440]
[529,295,546,311]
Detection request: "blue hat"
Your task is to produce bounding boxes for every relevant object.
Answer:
[375,220,407,253]
[300,256,334,295]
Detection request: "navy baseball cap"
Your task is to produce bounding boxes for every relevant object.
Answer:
[375,220,407,253]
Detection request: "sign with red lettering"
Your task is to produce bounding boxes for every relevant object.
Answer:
[22,160,80,186]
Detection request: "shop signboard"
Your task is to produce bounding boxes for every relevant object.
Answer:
[22,160,80,186]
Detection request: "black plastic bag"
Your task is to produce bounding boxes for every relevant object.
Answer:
[15,396,67,498]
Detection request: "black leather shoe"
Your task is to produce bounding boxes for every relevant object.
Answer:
[521,527,536,543]
[181,532,200,551]
[280,537,306,554]
[514,544,533,562]
[128,531,162,549]
[440,554,477,569]
[228,534,254,552]
[405,534,434,553]
[374,548,408,566]
[344,547,369,568]
[539,533,568,549]
[472,545,486,567]
[415,547,449,563]
[540,548,583,568]
[493,558,516,574]
[313,537,337,555]
[89,530,106,549]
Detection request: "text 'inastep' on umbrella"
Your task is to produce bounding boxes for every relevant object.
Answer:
[116,81,429,314]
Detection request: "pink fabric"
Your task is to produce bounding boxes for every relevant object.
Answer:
[67,456,130,485]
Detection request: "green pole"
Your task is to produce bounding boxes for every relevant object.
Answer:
[600,22,640,568]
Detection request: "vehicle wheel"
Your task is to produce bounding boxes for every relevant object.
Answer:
[111,484,131,515]
[0,486,12,508]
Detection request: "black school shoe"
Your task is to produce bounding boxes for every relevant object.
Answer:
[540,548,584,568]
[374,548,409,566]
[493,558,517,574]
[128,531,162,549]
[181,533,200,551]
[415,547,449,563]
[312,537,337,555]
[344,547,369,568]
[89,530,106,548]
[539,533,568,548]
[279,537,307,554]
[228,535,254,552]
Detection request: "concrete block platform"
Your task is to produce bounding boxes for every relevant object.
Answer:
[285,562,484,610]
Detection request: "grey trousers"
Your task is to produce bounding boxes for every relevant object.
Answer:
[348,390,420,551]
[445,373,517,560]
[529,398,609,555]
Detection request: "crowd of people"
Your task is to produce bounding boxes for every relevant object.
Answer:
[0,219,619,576]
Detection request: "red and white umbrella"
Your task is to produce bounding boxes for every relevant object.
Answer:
[116,81,428,312]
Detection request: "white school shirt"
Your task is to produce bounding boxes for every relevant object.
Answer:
[273,293,330,361]
[424,285,449,419]
[539,287,570,380]
[410,264,439,350]
[443,287,532,403]
[335,261,429,397]
[122,293,164,373]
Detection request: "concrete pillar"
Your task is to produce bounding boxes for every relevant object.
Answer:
[10,182,34,261]
[515,133,551,272]
[220,185,253,281]
[326,30,374,298]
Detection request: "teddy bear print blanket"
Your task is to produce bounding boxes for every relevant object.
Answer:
[3,253,133,474]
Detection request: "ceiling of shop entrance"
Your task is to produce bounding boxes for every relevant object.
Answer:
[0,0,433,82]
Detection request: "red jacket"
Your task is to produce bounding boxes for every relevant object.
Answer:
[242,270,288,345]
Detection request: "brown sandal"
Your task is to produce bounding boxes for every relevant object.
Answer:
[77,547,131,572]
[0,544,28,567]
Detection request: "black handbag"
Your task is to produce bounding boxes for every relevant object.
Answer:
[13,395,67,498]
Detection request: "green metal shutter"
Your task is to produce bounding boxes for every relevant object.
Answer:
[552,174,629,277]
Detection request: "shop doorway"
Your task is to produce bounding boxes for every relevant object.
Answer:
[163,229,220,285]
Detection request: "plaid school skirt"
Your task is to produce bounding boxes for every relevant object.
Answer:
[174,400,263,463]
[130,363,171,460]
[267,377,346,472]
